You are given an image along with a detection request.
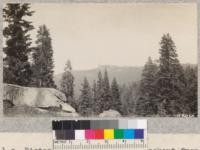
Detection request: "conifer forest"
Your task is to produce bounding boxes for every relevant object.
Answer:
[3,4,197,117]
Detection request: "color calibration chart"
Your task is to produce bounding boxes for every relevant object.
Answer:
[52,119,147,149]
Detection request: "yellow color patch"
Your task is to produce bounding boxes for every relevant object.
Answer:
[104,129,114,139]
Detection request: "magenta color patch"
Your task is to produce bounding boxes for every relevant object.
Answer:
[85,130,95,139]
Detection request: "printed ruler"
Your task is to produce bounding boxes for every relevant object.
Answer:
[52,119,148,150]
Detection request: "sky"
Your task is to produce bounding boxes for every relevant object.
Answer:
[28,3,197,74]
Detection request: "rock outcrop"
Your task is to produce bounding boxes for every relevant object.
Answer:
[99,109,121,117]
[3,84,77,116]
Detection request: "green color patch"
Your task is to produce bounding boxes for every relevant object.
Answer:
[114,129,124,139]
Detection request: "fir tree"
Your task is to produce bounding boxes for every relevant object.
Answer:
[95,71,104,114]
[92,80,97,113]
[120,84,131,115]
[111,77,122,113]
[60,60,75,104]
[121,82,139,116]
[136,57,158,116]
[102,69,112,111]
[156,34,185,116]
[184,65,197,116]
[78,77,92,116]
[32,25,56,88]
[3,4,34,85]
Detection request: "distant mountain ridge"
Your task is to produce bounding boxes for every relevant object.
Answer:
[54,64,197,98]
[54,65,143,98]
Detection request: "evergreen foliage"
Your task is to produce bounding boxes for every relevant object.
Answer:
[60,60,75,105]
[136,57,158,116]
[135,34,197,117]
[183,65,197,116]
[156,34,186,116]
[111,77,122,113]
[31,25,56,88]
[92,80,97,114]
[102,70,113,110]
[95,71,104,114]
[78,77,92,116]
[3,5,197,117]
[3,4,34,86]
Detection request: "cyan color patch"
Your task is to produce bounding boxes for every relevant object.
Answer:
[124,129,134,139]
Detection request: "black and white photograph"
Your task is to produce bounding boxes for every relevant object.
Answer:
[3,3,197,117]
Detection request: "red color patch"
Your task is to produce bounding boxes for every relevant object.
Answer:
[95,129,104,139]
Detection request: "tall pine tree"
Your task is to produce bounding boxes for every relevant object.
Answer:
[92,80,97,114]
[32,25,56,88]
[102,69,112,111]
[184,65,197,116]
[3,4,34,86]
[60,60,75,105]
[78,77,92,116]
[136,57,158,116]
[95,71,104,114]
[156,34,185,116]
[111,77,122,113]
[120,83,139,116]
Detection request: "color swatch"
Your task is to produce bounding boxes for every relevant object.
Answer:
[104,129,114,139]
[52,120,146,140]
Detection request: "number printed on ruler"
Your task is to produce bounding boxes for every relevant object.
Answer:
[52,119,148,150]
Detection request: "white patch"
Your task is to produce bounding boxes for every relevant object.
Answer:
[75,130,85,140]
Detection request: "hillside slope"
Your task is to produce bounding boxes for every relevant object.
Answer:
[54,65,143,98]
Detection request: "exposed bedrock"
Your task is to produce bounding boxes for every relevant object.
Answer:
[3,84,76,115]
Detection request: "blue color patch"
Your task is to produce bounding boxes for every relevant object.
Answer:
[123,129,134,139]
[134,129,144,139]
